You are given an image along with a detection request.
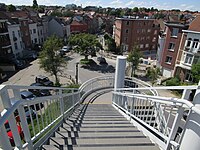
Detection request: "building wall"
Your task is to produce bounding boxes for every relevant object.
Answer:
[114,18,159,59]
[0,20,12,59]
[8,24,24,58]
[19,19,31,49]
[157,35,166,67]
[29,23,39,46]
[70,23,88,33]
[160,24,187,78]
[48,19,64,37]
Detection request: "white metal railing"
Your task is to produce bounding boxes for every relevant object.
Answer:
[112,85,200,150]
[79,75,114,101]
[0,85,80,149]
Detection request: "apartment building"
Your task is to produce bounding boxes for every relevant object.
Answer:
[8,21,24,58]
[0,14,12,60]
[160,22,188,78]
[175,16,200,82]
[114,17,160,59]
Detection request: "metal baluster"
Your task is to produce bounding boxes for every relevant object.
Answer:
[34,104,40,133]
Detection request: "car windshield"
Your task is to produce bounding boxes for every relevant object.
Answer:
[41,77,49,82]
[4,122,11,132]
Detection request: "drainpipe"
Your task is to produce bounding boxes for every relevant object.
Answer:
[114,56,127,91]
[180,81,200,150]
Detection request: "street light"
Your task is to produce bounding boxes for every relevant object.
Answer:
[75,62,79,84]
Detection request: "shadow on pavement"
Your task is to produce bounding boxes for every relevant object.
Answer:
[80,63,115,74]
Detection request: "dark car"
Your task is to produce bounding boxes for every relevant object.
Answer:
[35,75,53,86]
[97,57,107,64]
[29,83,51,97]
[20,90,43,110]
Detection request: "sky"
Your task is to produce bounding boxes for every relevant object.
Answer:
[2,0,200,11]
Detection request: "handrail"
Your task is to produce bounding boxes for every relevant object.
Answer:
[112,89,200,150]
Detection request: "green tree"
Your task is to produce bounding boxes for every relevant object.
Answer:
[39,35,64,86]
[146,67,160,86]
[191,62,200,83]
[68,33,101,60]
[132,7,139,13]
[33,0,38,9]
[6,4,16,12]
[127,45,142,77]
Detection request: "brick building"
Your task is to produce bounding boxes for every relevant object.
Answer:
[113,17,160,59]
[70,20,88,34]
[160,22,188,78]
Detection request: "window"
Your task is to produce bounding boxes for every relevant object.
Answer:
[171,28,179,37]
[145,44,149,48]
[168,43,175,51]
[147,29,151,32]
[125,29,129,33]
[185,72,193,82]
[152,37,156,42]
[152,44,156,49]
[193,56,200,64]
[137,29,140,33]
[124,37,128,42]
[186,38,192,47]
[33,29,36,34]
[165,56,172,64]
[34,38,37,43]
[146,36,150,40]
[14,43,18,50]
[12,31,15,37]
[192,39,199,48]
[40,30,42,35]
[154,30,158,35]
[18,30,20,37]
[140,44,144,48]
[184,53,193,64]
[126,21,129,25]
[30,30,32,34]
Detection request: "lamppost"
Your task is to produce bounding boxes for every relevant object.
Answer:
[75,62,79,84]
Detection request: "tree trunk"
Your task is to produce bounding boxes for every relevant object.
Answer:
[54,73,60,86]
[131,65,135,77]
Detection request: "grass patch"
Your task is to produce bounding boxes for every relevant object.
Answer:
[80,59,95,65]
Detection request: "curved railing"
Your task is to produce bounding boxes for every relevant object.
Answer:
[79,75,115,101]
[112,85,200,150]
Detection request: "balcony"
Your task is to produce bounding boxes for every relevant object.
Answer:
[0,59,200,150]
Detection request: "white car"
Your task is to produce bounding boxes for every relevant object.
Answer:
[62,46,70,52]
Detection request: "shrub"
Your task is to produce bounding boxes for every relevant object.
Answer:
[166,77,180,86]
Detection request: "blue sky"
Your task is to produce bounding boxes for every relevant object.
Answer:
[2,0,200,11]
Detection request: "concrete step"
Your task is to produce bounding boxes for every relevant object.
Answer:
[49,136,154,145]
[55,130,144,138]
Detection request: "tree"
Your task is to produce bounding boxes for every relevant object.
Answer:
[132,7,139,13]
[146,67,160,86]
[191,62,200,83]
[127,45,142,77]
[39,35,64,86]
[6,4,16,12]
[32,0,38,9]
[68,33,101,60]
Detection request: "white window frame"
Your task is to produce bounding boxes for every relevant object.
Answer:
[165,56,172,64]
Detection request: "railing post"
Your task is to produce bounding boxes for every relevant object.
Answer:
[114,56,126,91]
[180,81,200,150]
[59,89,64,118]
[165,106,184,150]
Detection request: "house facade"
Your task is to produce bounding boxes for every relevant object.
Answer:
[160,22,188,78]
[175,16,200,82]
[114,17,160,59]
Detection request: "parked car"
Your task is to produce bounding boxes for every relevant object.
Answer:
[97,57,107,64]
[1,109,24,146]
[35,75,53,86]
[20,90,43,110]
[61,46,70,53]
[29,83,51,97]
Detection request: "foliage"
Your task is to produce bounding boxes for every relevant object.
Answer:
[104,34,117,53]
[191,62,200,83]
[32,0,38,9]
[80,59,95,65]
[68,33,101,60]
[166,77,181,86]
[50,11,63,17]
[146,67,160,86]
[127,45,142,77]
[132,7,139,13]
[154,13,165,19]
[63,11,74,17]
[65,84,80,89]
[6,4,16,12]
[39,35,65,86]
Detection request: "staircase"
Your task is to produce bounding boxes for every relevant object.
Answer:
[41,104,159,150]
